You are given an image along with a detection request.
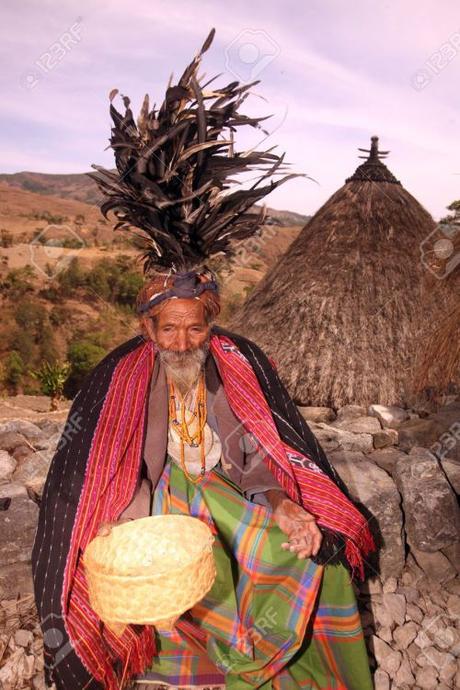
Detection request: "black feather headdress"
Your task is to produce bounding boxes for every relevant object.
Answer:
[89,27,307,275]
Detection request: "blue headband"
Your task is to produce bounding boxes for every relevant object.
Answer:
[137,270,219,315]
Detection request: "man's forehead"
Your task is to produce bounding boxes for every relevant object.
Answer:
[157,300,206,323]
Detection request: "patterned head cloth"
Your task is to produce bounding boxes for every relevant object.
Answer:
[136,267,221,339]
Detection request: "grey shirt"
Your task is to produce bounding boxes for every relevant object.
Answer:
[119,351,282,520]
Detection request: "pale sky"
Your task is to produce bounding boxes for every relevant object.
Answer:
[2,0,460,220]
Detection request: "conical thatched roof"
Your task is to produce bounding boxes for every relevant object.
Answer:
[228,136,440,408]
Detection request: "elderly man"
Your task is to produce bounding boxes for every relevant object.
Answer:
[32,28,376,690]
[32,269,376,690]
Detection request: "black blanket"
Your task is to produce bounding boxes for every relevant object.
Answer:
[31,325,372,689]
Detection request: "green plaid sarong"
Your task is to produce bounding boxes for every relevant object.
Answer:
[136,456,373,689]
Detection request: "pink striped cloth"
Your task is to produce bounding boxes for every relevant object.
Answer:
[60,333,375,690]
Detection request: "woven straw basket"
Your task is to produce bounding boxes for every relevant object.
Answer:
[82,515,216,635]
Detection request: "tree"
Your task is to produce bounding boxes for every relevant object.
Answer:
[30,360,71,411]
[4,351,25,394]
[65,340,106,397]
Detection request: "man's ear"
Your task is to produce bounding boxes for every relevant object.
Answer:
[141,315,157,342]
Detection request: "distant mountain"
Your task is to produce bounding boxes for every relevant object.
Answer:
[0,171,310,228]
[0,171,101,205]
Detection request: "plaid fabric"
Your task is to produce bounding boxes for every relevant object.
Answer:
[136,456,374,690]
[35,329,376,690]
[209,335,375,582]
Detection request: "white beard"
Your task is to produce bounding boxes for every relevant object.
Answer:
[158,340,210,398]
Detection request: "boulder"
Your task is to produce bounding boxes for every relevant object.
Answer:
[369,447,408,476]
[0,482,39,565]
[0,560,34,599]
[368,404,409,428]
[13,448,54,495]
[0,449,17,483]
[441,540,460,572]
[393,447,460,551]
[309,422,373,453]
[373,669,390,690]
[328,451,405,578]
[0,419,47,446]
[372,429,398,449]
[393,621,417,649]
[440,458,460,494]
[409,544,457,583]
[398,401,460,462]
[330,415,382,434]
[0,431,29,452]
[297,406,335,423]
[336,404,367,420]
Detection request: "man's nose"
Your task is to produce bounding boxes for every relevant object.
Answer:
[174,332,190,351]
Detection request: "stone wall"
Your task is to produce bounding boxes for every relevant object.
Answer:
[0,399,459,690]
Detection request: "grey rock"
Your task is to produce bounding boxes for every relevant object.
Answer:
[393,447,460,551]
[328,453,405,579]
[445,577,460,596]
[440,458,460,494]
[377,626,392,643]
[373,669,390,690]
[0,449,17,483]
[0,560,34,599]
[406,603,424,624]
[382,592,406,626]
[415,665,438,689]
[369,447,408,476]
[14,629,33,648]
[393,622,418,649]
[409,544,457,583]
[0,431,28,452]
[297,406,335,423]
[13,448,54,495]
[399,401,460,462]
[309,422,374,452]
[0,419,46,444]
[336,404,367,420]
[394,656,415,686]
[0,483,38,564]
[382,576,397,593]
[330,415,382,434]
[371,635,402,674]
[373,429,398,449]
[442,541,460,573]
[368,404,410,428]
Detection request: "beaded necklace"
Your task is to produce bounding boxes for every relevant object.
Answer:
[167,371,207,483]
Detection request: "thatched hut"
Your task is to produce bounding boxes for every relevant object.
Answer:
[412,200,460,397]
[228,136,440,408]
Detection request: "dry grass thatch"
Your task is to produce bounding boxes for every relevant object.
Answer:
[229,143,448,408]
[412,218,460,394]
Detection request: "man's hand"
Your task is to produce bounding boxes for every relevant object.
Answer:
[96,517,133,537]
[265,489,322,559]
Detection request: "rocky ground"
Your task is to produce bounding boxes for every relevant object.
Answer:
[0,396,459,689]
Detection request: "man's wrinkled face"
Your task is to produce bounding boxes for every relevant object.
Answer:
[150,298,211,396]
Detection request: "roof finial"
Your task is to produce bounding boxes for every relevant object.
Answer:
[345,135,401,185]
[357,135,390,161]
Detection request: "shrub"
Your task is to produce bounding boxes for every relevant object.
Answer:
[30,360,71,409]
[4,351,24,393]
[2,266,36,298]
[65,340,106,396]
